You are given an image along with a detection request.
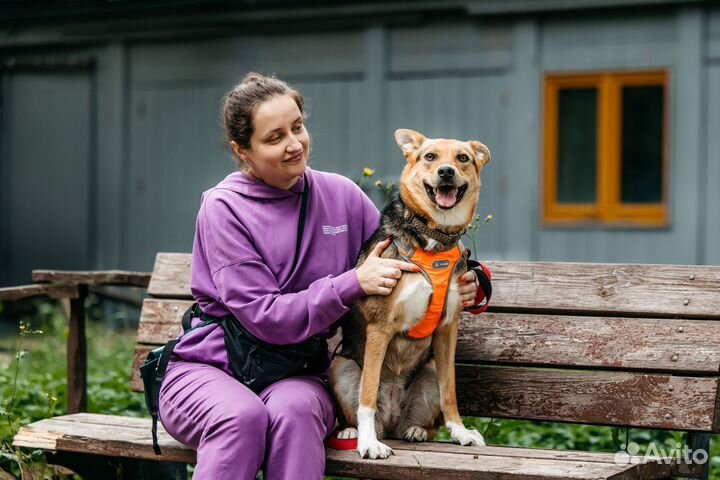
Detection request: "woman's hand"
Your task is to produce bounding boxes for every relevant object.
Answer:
[458,270,479,308]
[356,238,420,296]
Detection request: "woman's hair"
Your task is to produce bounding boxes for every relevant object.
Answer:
[222,72,305,170]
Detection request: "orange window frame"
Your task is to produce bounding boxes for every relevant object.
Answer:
[543,71,669,227]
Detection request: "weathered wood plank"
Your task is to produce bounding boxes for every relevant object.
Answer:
[14,414,674,479]
[389,441,702,478]
[326,448,662,480]
[32,270,150,287]
[484,261,720,319]
[134,298,720,374]
[146,253,192,299]
[456,365,718,432]
[458,312,720,374]
[0,283,79,301]
[143,256,720,317]
[136,299,194,344]
[130,352,718,432]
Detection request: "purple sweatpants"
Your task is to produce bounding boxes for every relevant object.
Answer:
[159,359,336,480]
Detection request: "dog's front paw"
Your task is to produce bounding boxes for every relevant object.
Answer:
[403,426,428,442]
[357,437,394,459]
[337,427,358,439]
[448,422,486,446]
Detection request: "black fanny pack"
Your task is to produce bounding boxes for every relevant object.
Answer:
[140,302,328,455]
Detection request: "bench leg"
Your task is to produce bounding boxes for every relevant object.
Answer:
[681,432,710,480]
[67,284,88,413]
[46,451,188,480]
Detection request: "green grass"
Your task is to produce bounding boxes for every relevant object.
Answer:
[2,298,720,479]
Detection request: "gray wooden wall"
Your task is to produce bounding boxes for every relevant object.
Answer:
[1,4,718,285]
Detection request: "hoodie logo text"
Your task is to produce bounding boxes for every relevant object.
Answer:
[322,224,348,236]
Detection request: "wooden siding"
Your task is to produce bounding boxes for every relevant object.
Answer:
[536,8,707,264]
[1,71,94,285]
[706,65,720,266]
[2,5,720,284]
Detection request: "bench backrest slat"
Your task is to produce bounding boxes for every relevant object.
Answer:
[458,313,720,374]
[485,261,720,319]
[147,253,194,299]
[455,366,719,432]
[146,254,720,319]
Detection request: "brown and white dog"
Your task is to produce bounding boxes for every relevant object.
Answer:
[328,128,492,459]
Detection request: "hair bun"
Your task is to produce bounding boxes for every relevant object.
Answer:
[242,72,266,85]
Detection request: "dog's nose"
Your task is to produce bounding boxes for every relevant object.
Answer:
[438,166,455,179]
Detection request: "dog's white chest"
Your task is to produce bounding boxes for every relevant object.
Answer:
[395,274,434,332]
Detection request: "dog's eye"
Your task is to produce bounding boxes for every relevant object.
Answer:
[424,152,437,161]
[457,154,470,163]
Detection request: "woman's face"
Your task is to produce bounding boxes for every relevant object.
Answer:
[234,94,309,190]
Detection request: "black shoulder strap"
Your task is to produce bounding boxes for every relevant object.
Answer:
[291,174,309,272]
[149,303,215,455]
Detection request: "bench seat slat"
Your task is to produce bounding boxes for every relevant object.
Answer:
[13,414,676,479]
[458,312,720,374]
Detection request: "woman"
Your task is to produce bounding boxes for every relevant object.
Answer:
[158,73,485,480]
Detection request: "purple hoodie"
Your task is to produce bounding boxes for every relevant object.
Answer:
[172,168,380,373]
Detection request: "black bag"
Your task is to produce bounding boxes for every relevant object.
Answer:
[215,310,329,393]
[140,304,328,455]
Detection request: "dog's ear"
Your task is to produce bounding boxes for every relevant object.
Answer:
[394,129,426,157]
[469,141,492,167]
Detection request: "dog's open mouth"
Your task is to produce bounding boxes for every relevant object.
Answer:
[424,182,468,209]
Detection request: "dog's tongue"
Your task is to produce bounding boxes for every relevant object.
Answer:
[436,187,458,208]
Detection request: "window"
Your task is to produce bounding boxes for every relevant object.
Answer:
[543,71,668,226]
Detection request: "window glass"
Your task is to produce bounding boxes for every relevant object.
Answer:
[557,88,597,203]
[620,85,664,203]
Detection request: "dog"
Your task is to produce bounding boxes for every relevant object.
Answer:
[328,128,492,459]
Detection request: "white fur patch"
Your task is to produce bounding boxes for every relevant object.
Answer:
[446,421,486,446]
[338,427,358,439]
[425,238,440,250]
[357,406,393,459]
[395,275,433,332]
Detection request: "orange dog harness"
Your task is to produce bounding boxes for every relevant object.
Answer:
[394,240,463,339]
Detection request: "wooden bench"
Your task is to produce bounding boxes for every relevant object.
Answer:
[0,271,150,413]
[12,252,720,479]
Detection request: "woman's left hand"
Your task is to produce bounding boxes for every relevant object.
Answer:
[458,271,479,308]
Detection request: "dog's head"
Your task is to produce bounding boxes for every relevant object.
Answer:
[395,129,491,230]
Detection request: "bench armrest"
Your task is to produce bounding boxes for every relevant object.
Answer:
[32,270,151,288]
[0,283,80,301]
